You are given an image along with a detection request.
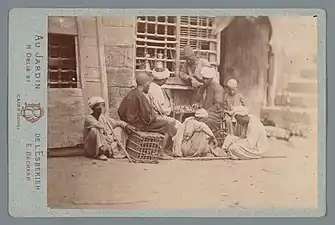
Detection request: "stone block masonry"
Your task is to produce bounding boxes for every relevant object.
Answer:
[261,67,318,138]
[103,16,136,119]
[107,67,134,87]
[48,89,85,149]
[260,17,317,138]
[108,86,132,119]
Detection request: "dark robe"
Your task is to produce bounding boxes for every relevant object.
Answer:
[118,88,176,136]
[197,81,226,143]
[198,81,225,112]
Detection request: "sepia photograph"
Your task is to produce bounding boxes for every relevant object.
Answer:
[46,14,318,211]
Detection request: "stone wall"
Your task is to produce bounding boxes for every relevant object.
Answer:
[80,17,103,99]
[269,16,317,95]
[102,16,136,118]
[261,16,318,137]
[48,89,85,148]
[219,16,317,117]
[48,17,102,149]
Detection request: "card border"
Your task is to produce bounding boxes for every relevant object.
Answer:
[4,5,328,220]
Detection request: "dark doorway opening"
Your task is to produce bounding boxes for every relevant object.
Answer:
[219,16,272,116]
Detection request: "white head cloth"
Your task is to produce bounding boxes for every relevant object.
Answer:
[152,61,170,80]
[88,96,105,109]
[232,106,249,117]
[227,79,238,88]
[195,108,209,118]
[201,66,216,79]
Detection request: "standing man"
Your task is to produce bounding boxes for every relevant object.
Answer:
[179,45,212,89]
[118,72,176,160]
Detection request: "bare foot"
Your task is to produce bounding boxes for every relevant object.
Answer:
[96,154,108,161]
[112,151,126,159]
[159,152,173,160]
[203,152,215,157]
[105,150,113,158]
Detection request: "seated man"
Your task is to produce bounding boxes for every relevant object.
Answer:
[222,107,268,160]
[147,61,182,149]
[224,78,247,137]
[147,61,173,117]
[196,66,226,137]
[118,72,177,160]
[83,96,136,161]
[173,108,217,157]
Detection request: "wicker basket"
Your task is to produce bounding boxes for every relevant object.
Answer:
[126,131,164,164]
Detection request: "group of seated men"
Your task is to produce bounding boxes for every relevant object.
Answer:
[83,46,268,161]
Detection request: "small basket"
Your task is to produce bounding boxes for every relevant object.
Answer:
[126,131,164,164]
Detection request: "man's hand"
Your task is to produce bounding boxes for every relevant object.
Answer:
[94,123,105,130]
[191,78,202,88]
[226,110,234,116]
[125,124,137,134]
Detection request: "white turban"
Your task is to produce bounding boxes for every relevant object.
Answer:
[88,96,105,109]
[152,62,170,80]
[201,66,216,79]
[195,108,208,118]
[227,79,238,88]
[232,106,249,117]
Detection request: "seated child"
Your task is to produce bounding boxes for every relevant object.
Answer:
[224,79,246,137]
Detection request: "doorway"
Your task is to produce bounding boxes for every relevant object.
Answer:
[219,16,272,116]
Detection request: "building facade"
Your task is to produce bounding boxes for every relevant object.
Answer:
[47,15,317,149]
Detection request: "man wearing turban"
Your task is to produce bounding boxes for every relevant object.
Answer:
[147,61,174,117]
[84,96,136,161]
[118,72,177,160]
[194,66,226,145]
[179,45,212,88]
[197,66,225,112]
[221,106,268,160]
[172,108,217,157]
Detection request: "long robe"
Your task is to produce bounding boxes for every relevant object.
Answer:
[222,115,268,160]
[118,88,176,136]
[173,117,214,157]
[83,114,128,158]
[148,82,173,116]
[147,82,182,135]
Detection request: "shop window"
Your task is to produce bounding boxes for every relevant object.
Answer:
[135,16,218,77]
[136,16,178,76]
[179,16,218,67]
[48,33,79,88]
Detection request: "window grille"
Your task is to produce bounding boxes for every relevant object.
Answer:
[136,16,178,76]
[135,16,218,77]
[48,33,79,88]
[180,16,218,68]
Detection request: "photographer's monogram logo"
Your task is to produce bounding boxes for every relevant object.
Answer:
[21,103,44,123]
